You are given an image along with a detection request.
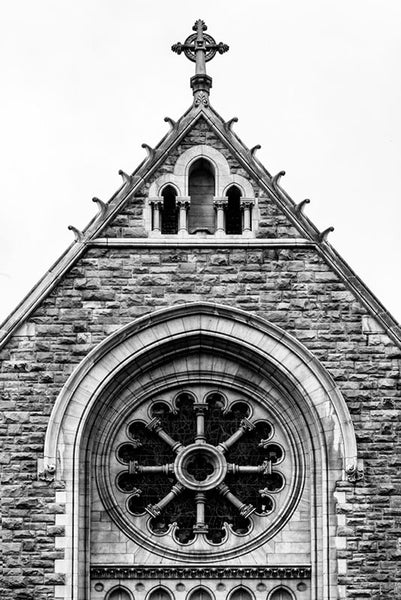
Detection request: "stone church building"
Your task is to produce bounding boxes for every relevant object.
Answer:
[1,20,400,600]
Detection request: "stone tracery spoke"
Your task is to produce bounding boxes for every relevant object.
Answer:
[227,460,272,476]
[145,482,185,518]
[194,402,207,442]
[146,416,183,453]
[217,483,255,518]
[128,460,174,475]
[217,418,255,453]
[194,492,208,533]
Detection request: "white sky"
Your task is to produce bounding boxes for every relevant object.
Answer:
[1,0,400,324]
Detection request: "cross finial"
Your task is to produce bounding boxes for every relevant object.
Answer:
[172,20,229,106]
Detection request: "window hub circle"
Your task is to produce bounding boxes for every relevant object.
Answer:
[174,443,227,491]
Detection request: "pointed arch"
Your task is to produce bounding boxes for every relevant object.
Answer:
[42,302,358,600]
[160,184,178,234]
[188,157,215,233]
[225,185,242,234]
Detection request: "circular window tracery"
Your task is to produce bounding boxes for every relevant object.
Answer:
[104,385,295,550]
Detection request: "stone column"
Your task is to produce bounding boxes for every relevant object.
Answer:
[240,198,254,236]
[193,402,208,442]
[148,197,164,234]
[176,196,191,235]
[213,197,228,236]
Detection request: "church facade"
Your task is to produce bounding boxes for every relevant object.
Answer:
[1,21,401,600]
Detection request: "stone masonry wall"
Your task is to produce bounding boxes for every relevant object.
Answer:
[1,244,401,599]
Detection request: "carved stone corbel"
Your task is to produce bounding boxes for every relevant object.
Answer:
[38,459,56,482]
[224,117,238,131]
[92,197,107,217]
[318,226,335,243]
[141,143,156,160]
[68,225,84,242]
[295,198,310,215]
[250,144,261,157]
[164,116,176,130]
[345,458,364,483]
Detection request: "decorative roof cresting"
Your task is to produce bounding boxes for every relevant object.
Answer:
[172,20,229,107]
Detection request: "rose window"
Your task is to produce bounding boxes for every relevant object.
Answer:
[106,387,294,549]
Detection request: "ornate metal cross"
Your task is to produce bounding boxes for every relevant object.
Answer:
[172,19,229,75]
[172,20,229,105]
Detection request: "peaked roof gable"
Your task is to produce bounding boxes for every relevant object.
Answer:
[1,102,400,348]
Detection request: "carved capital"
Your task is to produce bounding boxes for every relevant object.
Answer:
[148,197,164,209]
[145,503,162,518]
[193,523,209,534]
[240,198,255,210]
[240,417,255,432]
[213,198,228,209]
[176,196,191,208]
[239,503,255,518]
[128,460,140,475]
[260,459,272,475]
[146,417,162,432]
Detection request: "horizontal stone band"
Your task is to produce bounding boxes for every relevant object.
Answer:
[90,566,311,580]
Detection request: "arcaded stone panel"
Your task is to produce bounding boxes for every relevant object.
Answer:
[0,245,400,599]
[100,117,301,238]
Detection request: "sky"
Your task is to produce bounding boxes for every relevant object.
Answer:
[1,0,400,325]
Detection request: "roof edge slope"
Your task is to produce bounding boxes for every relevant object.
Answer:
[1,103,400,349]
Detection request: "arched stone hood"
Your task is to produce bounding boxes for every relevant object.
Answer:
[42,301,358,481]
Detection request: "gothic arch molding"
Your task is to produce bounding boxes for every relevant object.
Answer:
[42,302,357,600]
[148,145,254,198]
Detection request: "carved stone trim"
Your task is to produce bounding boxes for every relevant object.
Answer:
[90,566,311,580]
[37,459,56,481]
[345,458,364,483]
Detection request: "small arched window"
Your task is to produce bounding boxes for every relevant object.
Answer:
[147,588,172,600]
[161,185,178,234]
[188,587,213,600]
[225,185,242,234]
[229,587,253,600]
[106,586,133,600]
[188,158,215,234]
[269,588,294,600]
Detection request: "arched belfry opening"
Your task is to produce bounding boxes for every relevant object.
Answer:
[161,185,178,234]
[188,158,215,234]
[225,185,242,234]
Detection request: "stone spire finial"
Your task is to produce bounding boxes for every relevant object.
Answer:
[172,20,229,106]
